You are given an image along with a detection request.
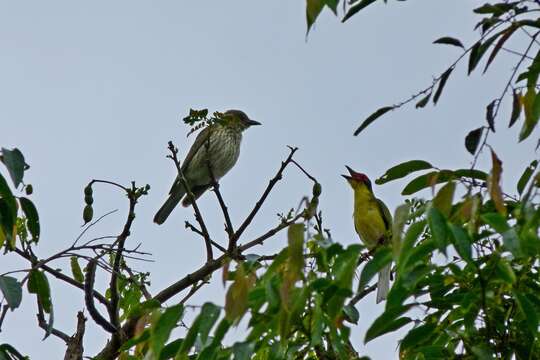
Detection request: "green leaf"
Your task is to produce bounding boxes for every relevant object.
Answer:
[397,220,427,273]
[453,169,488,181]
[118,329,150,351]
[365,305,413,343]
[433,37,464,49]
[342,0,378,23]
[343,304,360,324]
[465,127,484,155]
[375,160,433,185]
[0,276,22,310]
[70,257,84,283]
[27,270,52,313]
[354,106,394,136]
[1,148,26,188]
[399,322,437,352]
[197,318,231,359]
[160,339,183,360]
[449,224,473,263]
[358,247,392,290]
[485,100,496,132]
[392,203,411,259]
[306,0,324,34]
[153,305,185,357]
[484,25,518,73]
[0,344,27,360]
[334,244,361,289]
[509,90,522,128]
[232,342,254,360]
[495,258,516,284]
[324,0,338,14]
[517,160,538,195]
[287,223,305,278]
[310,296,323,347]
[433,67,454,104]
[177,303,212,356]
[520,87,540,142]
[225,265,253,322]
[432,181,455,216]
[468,35,498,75]
[195,302,221,345]
[401,170,453,195]
[415,92,431,108]
[514,292,539,334]
[428,207,448,254]
[474,3,515,15]
[482,213,521,256]
[19,197,40,242]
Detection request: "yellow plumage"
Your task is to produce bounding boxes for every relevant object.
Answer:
[343,166,392,303]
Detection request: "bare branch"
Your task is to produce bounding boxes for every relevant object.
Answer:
[13,248,109,307]
[84,259,117,334]
[231,146,299,251]
[238,212,304,252]
[63,311,86,360]
[109,185,137,330]
[36,299,70,343]
[185,221,227,253]
[168,141,213,262]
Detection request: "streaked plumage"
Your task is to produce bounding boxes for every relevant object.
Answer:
[154,110,260,224]
[343,166,392,303]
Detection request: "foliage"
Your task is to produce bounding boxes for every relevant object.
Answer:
[2,1,540,360]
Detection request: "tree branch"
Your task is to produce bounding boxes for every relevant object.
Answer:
[84,259,117,334]
[13,248,109,307]
[168,141,213,262]
[63,311,86,360]
[109,185,137,330]
[231,146,298,251]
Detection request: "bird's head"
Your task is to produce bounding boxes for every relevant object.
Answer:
[222,110,261,131]
[342,166,373,192]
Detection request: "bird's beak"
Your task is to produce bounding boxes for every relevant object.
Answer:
[247,119,261,126]
[345,165,357,176]
[341,174,353,181]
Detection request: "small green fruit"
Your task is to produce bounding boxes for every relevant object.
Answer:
[83,205,94,224]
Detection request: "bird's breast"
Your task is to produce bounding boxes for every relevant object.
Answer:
[189,128,242,183]
[353,201,387,249]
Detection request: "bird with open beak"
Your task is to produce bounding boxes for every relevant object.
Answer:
[342,166,392,303]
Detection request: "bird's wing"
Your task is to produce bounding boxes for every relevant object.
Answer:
[181,125,213,173]
[168,126,213,195]
[376,198,393,231]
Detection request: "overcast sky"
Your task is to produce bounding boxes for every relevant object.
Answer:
[0,1,536,359]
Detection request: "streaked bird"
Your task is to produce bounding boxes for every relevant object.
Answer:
[154,110,260,224]
[342,166,392,303]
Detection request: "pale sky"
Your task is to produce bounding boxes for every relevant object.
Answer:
[0,1,535,359]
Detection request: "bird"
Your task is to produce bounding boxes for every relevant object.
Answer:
[342,166,392,303]
[154,110,261,225]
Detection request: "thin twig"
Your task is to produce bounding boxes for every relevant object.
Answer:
[168,141,213,262]
[208,165,235,242]
[185,221,227,253]
[231,146,299,251]
[238,212,305,252]
[109,185,137,330]
[36,299,71,343]
[14,248,109,306]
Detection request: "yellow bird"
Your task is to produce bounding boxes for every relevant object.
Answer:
[343,166,392,303]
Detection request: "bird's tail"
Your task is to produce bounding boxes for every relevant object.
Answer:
[153,187,185,225]
[376,263,391,303]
